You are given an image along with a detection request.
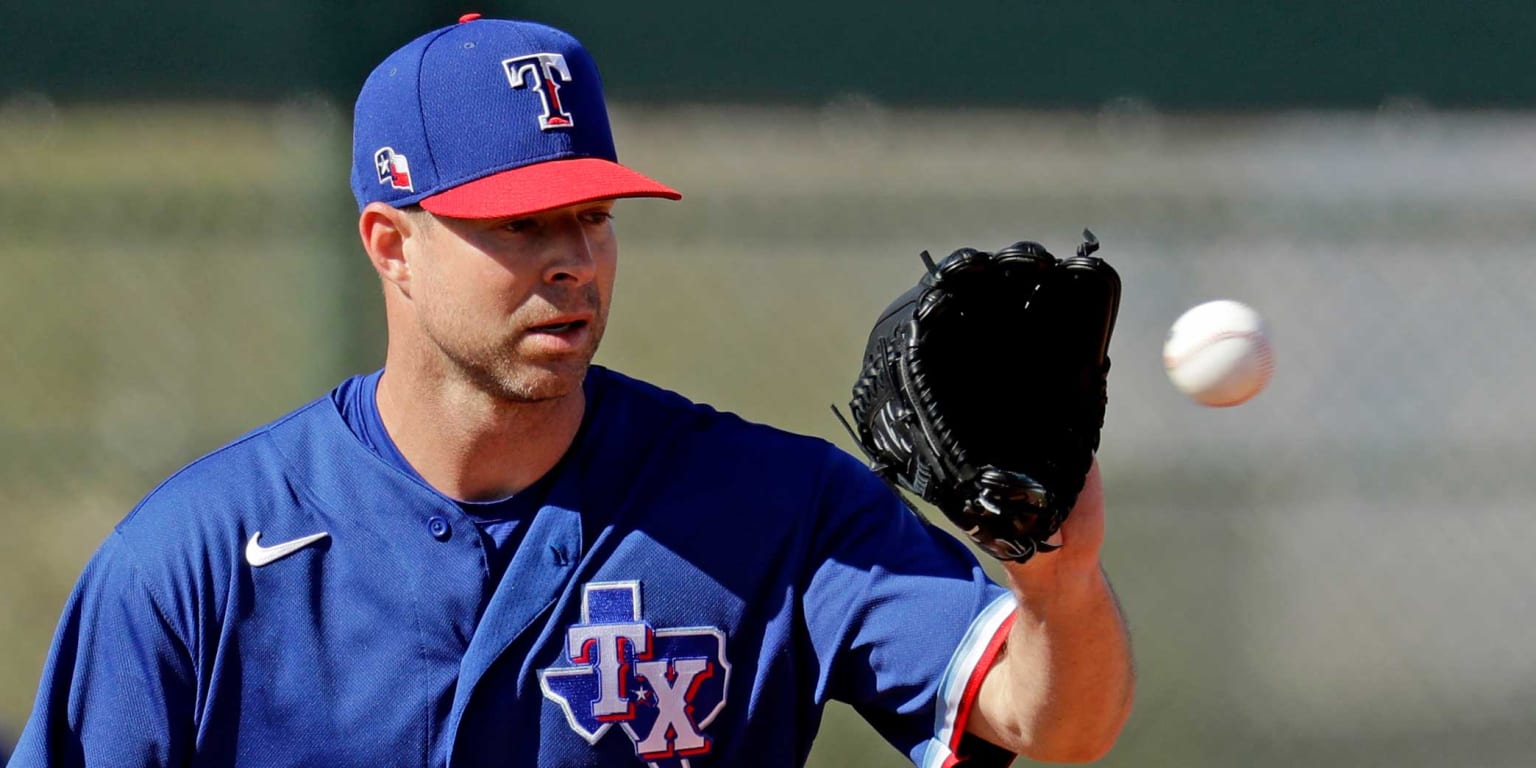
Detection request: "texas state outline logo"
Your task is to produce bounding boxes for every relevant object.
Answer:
[539,581,731,767]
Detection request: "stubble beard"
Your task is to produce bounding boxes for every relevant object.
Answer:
[429,285,607,406]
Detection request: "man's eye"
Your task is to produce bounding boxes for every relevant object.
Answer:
[581,211,614,225]
[503,219,537,233]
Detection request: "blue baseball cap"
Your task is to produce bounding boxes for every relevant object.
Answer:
[351,14,680,218]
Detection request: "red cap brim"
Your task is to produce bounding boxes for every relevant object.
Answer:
[418,157,680,219]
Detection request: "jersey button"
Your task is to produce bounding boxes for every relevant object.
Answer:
[427,516,451,541]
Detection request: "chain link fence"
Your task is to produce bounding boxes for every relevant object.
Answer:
[4,97,1535,765]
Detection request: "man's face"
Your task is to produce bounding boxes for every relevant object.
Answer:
[400,200,618,403]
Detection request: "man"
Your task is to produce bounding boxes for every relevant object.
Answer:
[13,15,1132,767]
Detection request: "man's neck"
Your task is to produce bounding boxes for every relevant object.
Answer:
[374,366,586,502]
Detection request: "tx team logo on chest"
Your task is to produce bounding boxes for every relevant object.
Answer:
[502,52,575,130]
[540,581,730,767]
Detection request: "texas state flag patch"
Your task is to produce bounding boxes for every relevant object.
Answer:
[374,147,413,192]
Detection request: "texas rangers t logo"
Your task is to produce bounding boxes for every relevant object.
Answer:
[540,581,731,767]
[503,52,575,130]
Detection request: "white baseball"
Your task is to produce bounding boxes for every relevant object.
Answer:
[1162,300,1274,407]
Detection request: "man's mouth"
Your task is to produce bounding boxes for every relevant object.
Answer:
[531,318,589,334]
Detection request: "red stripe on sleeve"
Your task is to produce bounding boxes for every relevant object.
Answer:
[944,609,1018,766]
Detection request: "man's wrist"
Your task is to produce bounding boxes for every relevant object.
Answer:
[1001,556,1106,606]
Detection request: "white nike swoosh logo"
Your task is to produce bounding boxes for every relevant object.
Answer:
[245,531,330,567]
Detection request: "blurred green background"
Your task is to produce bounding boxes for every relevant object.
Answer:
[6,1,1536,765]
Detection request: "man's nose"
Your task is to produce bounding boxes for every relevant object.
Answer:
[542,220,597,286]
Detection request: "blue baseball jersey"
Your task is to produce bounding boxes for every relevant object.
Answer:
[15,366,1017,767]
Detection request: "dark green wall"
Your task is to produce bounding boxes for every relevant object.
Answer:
[6,0,1535,108]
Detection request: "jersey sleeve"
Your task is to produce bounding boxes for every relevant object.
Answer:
[10,532,196,768]
[803,446,1018,767]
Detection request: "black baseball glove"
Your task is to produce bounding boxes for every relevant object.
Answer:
[835,232,1121,563]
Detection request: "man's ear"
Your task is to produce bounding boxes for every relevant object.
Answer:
[359,202,418,296]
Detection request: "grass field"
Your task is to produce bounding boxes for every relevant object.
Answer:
[4,102,1536,765]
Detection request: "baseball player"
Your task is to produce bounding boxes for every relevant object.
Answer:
[12,15,1132,768]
